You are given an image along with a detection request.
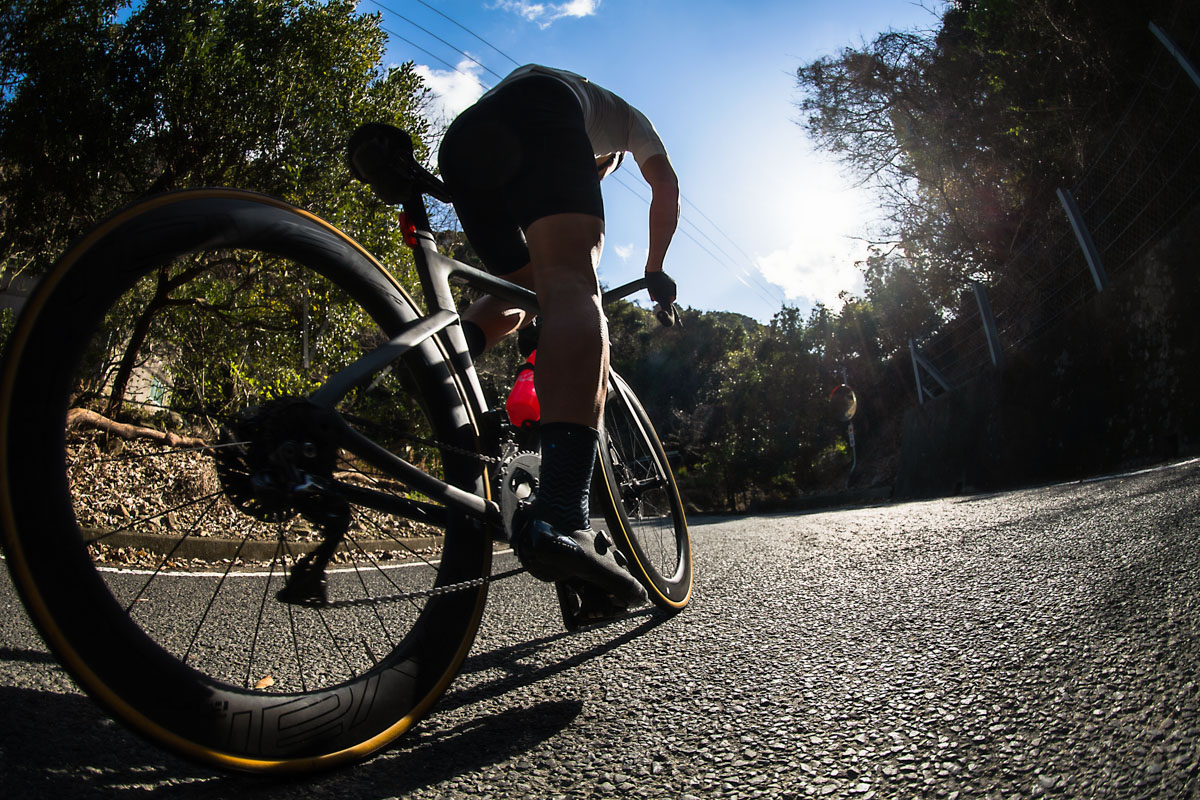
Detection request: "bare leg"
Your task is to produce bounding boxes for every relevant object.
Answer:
[501,212,645,606]
[461,262,536,351]
[523,212,608,427]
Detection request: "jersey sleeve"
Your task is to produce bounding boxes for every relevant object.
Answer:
[625,106,668,168]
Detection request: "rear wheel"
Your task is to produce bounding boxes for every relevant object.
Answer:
[0,190,491,773]
[594,371,692,609]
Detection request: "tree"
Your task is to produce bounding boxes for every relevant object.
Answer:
[0,0,436,413]
[795,0,1200,329]
[0,0,432,287]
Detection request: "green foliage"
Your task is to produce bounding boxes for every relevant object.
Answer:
[0,0,432,286]
[795,0,1199,335]
[599,301,854,511]
[1,0,438,415]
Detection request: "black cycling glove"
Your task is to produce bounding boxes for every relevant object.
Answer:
[645,270,677,306]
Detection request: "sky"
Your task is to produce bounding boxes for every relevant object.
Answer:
[371,0,945,322]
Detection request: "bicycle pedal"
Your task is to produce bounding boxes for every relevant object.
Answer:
[555,580,583,632]
[277,555,330,606]
[276,579,328,607]
[556,579,627,632]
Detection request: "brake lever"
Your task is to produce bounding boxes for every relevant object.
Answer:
[653,302,680,328]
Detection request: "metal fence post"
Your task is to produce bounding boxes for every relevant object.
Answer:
[972,281,1003,366]
[1150,21,1200,90]
[1057,187,1109,292]
[909,339,925,405]
[909,338,953,405]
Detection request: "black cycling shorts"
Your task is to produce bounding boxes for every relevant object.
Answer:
[438,75,603,275]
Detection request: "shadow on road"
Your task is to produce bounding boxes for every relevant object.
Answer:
[0,683,211,796]
[0,609,675,798]
[1,677,584,798]
[0,645,59,665]
[440,606,673,714]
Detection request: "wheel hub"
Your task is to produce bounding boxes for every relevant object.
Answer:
[215,397,343,524]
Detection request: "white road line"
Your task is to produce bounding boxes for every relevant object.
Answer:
[0,548,517,579]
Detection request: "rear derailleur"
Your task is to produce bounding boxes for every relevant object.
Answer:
[214,397,349,605]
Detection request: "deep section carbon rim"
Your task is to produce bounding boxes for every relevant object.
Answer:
[0,190,490,772]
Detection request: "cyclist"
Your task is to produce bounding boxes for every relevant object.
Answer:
[438,64,679,611]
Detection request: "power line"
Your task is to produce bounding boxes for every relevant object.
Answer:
[681,191,757,266]
[413,0,522,68]
[375,2,781,315]
[612,173,785,310]
[366,0,505,82]
[381,25,490,92]
[609,179,785,312]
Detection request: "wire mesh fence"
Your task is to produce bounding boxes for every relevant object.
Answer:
[910,20,1200,402]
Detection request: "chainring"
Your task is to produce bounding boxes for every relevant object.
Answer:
[497,450,540,540]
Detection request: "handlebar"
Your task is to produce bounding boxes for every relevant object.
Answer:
[601,278,679,327]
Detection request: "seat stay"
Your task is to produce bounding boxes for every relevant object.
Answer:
[308,309,460,409]
[330,412,502,526]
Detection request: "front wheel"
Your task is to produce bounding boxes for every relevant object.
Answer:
[594,371,692,609]
[0,189,491,773]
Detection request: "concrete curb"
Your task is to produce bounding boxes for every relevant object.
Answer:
[85,529,444,562]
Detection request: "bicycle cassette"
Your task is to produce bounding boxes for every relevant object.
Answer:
[497,450,540,540]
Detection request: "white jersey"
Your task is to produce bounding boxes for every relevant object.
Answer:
[483,64,668,168]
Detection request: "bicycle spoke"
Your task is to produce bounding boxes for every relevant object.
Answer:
[180,534,253,665]
[126,495,222,612]
[245,540,284,690]
[345,547,399,654]
[4,191,495,767]
[344,524,431,614]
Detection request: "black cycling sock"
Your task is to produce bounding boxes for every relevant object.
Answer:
[461,320,487,359]
[535,422,598,532]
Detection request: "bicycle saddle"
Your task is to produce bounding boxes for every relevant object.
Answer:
[347,123,452,204]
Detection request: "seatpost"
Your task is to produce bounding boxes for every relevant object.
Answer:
[401,196,454,313]
[400,194,480,384]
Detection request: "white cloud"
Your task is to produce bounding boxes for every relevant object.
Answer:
[412,60,487,127]
[754,235,868,310]
[492,0,601,28]
[612,243,636,262]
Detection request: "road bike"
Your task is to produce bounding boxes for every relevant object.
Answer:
[0,124,692,774]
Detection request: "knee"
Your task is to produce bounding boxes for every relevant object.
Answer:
[537,268,600,310]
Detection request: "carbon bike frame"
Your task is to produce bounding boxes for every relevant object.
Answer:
[306,179,647,538]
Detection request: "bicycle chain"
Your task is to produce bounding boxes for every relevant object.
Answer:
[295,413,526,605]
[394,428,506,467]
[317,565,526,608]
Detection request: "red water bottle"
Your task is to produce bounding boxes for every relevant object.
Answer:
[505,350,540,427]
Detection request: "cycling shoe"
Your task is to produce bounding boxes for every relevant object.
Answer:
[513,520,647,608]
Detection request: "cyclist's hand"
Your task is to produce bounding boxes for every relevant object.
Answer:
[645,270,676,306]
[645,270,678,327]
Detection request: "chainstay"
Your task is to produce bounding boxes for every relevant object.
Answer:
[316,565,526,609]
[341,409,508,467]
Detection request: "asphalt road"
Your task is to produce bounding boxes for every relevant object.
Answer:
[3,459,1200,799]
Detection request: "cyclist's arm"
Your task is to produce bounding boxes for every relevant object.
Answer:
[640,153,679,282]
